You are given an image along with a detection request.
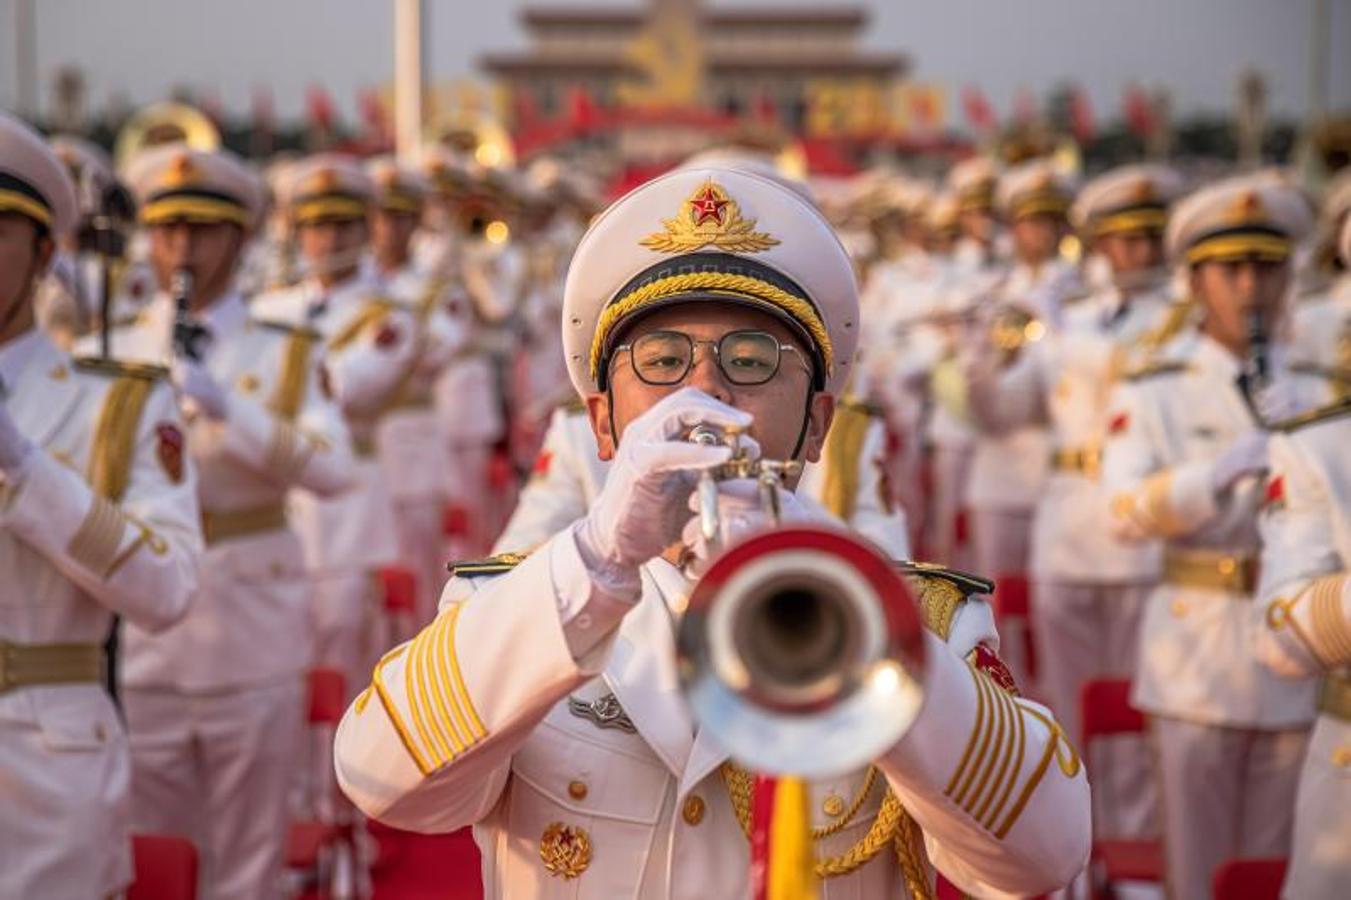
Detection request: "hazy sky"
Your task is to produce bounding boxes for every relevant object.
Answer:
[3,0,1347,126]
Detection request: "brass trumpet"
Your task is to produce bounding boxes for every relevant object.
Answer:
[675,425,927,778]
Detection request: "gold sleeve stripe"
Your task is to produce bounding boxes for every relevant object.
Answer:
[961,671,1010,814]
[67,494,130,577]
[268,331,315,421]
[995,706,1082,839]
[431,607,481,749]
[973,685,1022,826]
[1311,574,1351,665]
[945,663,991,797]
[406,619,455,765]
[371,645,433,775]
[418,613,467,755]
[402,605,486,771]
[87,375,155,502]
[982,689,1027,831]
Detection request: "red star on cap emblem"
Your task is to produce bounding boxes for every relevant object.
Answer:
[688,186,728,226]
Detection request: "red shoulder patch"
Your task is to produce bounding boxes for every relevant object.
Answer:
[972,643,1020,695]
[375,322,402,349]
[1263,474,1285,511]
[531,449,553,478]
[1108,411,1129,435]
[155,423,185,484]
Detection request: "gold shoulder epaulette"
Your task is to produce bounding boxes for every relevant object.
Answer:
[1122,359,1189,382]
[446,551,530,577]
[838,395,883,417]
[250,318,321,341]
[896,561,994,641]
[897,561,994,596]
[72,356,169,382]
[1138,299,1195,351]
[1270,399,1351,433]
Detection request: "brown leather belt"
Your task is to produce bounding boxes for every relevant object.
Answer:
[1162,547,1259,595]
[1319,672,1351,723]
[1050,444,1102,477]
[201,503,287,545]
[0,641,103,694]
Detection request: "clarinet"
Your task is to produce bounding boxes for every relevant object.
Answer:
[1239,306,1270,425]
[171,268,209,362]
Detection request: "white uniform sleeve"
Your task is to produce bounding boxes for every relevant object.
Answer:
[1255,432,1351,676]
[0,381,201,632]
[211,345,356,497]
[333,531,624,831]
[877,601,1091,896]
[328,306,420,415]
[1101,378,1220,541]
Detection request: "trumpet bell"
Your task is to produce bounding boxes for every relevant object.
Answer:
[114,102,221,174]
[676,526,926,779]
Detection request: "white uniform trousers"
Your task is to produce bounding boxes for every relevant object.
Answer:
[926,443,973,569]
[125,678,305,900]
[0,686,133,898]
[392,496,451,626]
[1151,717,1307,900]
[311,571,380,704]
[970,507,1034,578]
[1033,580,1155,838]
[1283,713,1351,899]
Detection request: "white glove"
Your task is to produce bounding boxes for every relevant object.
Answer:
[1250,380,1302,424]
[0,399,35,476]
[680,478,814,578]
[171,359,229,421]
[1211,430,1269,495]
[576,387,752,588]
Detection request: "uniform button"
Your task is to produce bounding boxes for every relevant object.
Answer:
[1332,747,1351,768]
[822,794,846,818]
[1170,599,1188,619]
[682,794,706,826]
[567,780,588,801]
[1218,557,1236,575]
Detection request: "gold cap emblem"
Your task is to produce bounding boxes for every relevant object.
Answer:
[1226,189,1267,225]
[1131,179,1157,204]
[306,168,339,195]
[539,822,591,879]
[640,179,780,255]
[161,153,200,189]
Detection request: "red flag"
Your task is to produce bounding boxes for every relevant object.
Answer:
[1013,87,1037,125]
[512,87,539,127]
[753,89,779,125]
[306,85,336,132]
[566,86,598,129]
[1124,84,1155,137]
[357,87,388,140]
[962,85,997,133]
[909,86,941,132]
[1069,87,1095,142]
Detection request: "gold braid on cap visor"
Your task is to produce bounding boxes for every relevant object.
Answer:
[291,195,370,225]
[1091,207,1168,238]
[0,172,54,227]
[1185,231,1291,265]
[588,271,834,385]
[141,195,251,227]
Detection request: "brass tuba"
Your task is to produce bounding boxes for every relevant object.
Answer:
[674,427,927,778]
[114,102,220,173]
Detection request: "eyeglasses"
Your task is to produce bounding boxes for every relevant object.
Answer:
[612,329,812,387]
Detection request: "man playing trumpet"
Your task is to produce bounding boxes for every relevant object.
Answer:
[334,167,1090,897]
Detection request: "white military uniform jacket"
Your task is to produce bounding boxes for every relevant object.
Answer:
[253,275,418,574]
[90,291,357,691]
[964,259,1082,514]
[363,257,469,502]
[493,403,910,559]
[0,329,201,896]
[335,526,1090,899]
[1255,403,1351,898]
[1285,274,1351,406]
[966,281,1180,582]
[1101,329,1317,727]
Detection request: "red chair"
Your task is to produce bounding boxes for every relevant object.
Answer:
[992,573,1038,685]
[1212,858,1287,900]
[128,833,198,900]
[286,668,359,900]
[1081,679,1164,899]
[379,564,419,646]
